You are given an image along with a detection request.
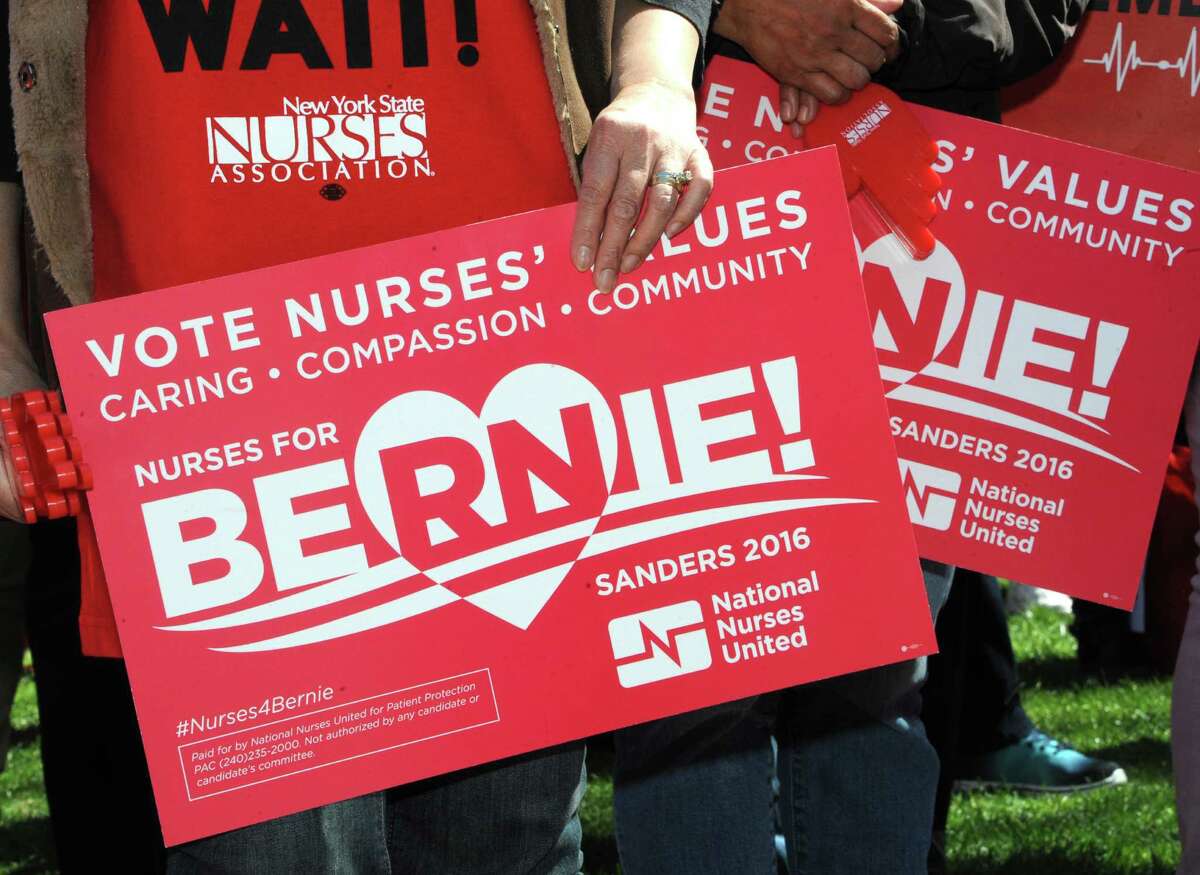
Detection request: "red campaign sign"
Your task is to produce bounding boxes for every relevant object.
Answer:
[45,151,933,844]
[1002,3,1200,171]
[700,56,1200,607]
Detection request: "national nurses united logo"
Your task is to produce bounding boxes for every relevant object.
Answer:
[206,93,432,185]
[897,458,960,532]
[608,602,712,688]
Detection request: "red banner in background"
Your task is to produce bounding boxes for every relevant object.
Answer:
[45,151,932,844]
[700,57,1200,607]
[1002,3,1200,170]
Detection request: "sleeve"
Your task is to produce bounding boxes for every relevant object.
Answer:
[876,0,1088,95]
[641,0,714,83]
[642,0,712,42]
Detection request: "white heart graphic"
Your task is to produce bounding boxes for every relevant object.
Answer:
[353,363,618,628]
[860,235,967,387]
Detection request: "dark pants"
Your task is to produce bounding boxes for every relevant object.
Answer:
[614,668,940,875]
[613,560,955,875]
[921,570,1033,834]
[170,743,586,875]
[27,518,586,875]
[25,519,166,874]
[0,521,30,769]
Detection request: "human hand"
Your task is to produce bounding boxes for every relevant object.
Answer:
[0,449,23,523]
[716,0,902,106]
[0,364,45,524]
[571,80,714,293]
[766,0,905,136]
[779,85,822,136]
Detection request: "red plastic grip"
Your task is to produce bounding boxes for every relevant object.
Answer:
[802,84,942,260]
[1,390,92,523]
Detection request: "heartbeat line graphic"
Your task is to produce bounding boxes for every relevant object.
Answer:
[1083,22,1200,97]
[614,620,705,668]
[899,467,953,519]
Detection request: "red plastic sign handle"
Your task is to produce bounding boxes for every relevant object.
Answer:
[1,390,92,523]
[802,84,942,260]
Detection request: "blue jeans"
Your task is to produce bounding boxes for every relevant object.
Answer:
[168,742,586,875]
[613,560,954,875]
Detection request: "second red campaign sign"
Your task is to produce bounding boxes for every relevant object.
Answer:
[700,56,1200,608]
[45,151,932,843]
[1003,1,1200,172]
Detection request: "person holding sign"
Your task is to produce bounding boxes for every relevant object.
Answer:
[612,2,1091,873]
[613,2,947,872]
[0,1,714,872]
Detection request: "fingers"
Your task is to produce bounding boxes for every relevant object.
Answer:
[779,84,819,126]
[823,52,873,92]
[570,140,620,273]
[598,144,714,279]
[851,0,900,53]
[839,28,889,72]
[883,29,903,62]
[0,453,24,523]
[794,68,849,104]
[667,148,714,238]
[621,163,681,274]
[576,77,715,293]
[592,156,650,293]
[797,91,819,125]
[790,91,819,138]
[780,84,819,138]
[779,81,799,124]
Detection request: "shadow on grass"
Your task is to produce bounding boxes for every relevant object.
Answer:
[1089,737,1173,776]
[582,832,620,875]
[8,726,38,748]
[950,850,1175,875]
[0,816,55,875]
[1018,656,1087,691]
[1018,656,1167,692]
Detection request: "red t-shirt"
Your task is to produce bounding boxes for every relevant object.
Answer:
[79,1,577,655]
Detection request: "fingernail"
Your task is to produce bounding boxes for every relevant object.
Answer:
[597,269,616,293]
[620,254,640,273]
[792,122,803,139]
[665,222,682,238]
[574,245,592,271]
[780,100,795,121]
[797,103,813,125]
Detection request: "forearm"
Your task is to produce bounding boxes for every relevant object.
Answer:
[0,182,41,395]
[572,0,713,291]
[611,0,703,98]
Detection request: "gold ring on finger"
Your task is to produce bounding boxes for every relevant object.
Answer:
[653,169,693,193]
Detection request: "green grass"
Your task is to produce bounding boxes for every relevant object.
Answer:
[0,669,53,875]
[0,607,1177,873]
[945,607,1177,874]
